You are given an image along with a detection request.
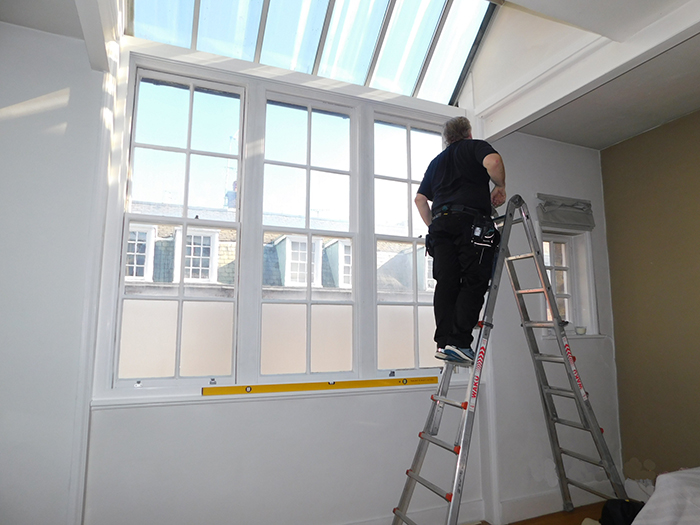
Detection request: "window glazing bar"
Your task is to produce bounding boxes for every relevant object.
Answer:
[449,2,497,106]
[312,0,337,76]
[411,0,452,98]
[254,0,272,63]
[364,0,397,87]
[190,0,202,49]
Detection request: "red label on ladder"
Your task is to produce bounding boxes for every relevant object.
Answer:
[563,336,588,401]
[468,338,488,412]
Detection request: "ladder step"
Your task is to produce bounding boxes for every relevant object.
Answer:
[515,287,546,295]
[406,469,452,502]
[553,417,587,431]
[534,353,565,363]
[561,448,604,467]
[506,253,534,261]
[420,432,460,455]
[524,321,556,329]
[543,386,576,398]
[432,394,467,410]
[392,508,419,525]
[566,478,611,500]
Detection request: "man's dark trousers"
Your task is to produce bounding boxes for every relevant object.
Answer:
[429,213,495,350]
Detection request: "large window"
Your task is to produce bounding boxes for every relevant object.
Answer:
[373,120,442,370]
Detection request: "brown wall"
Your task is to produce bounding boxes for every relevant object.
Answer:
[602,110,700,480]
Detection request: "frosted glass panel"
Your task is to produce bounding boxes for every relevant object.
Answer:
[310,305,352,372]
[375,179,408,236]
[180,301,234,377]
[261,303,307,374]
[377,305,414,370]
[374,122,407,178]
[118,299,178,378]
[130,148,186,217]
[376,240,413,302]
[418,305,437,368]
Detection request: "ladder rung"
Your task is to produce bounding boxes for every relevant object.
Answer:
[406,470,452,502]
[561,448,604,467]
[419,432,459,455]
[534,353,565,363]
[553,417,587,431]
[393,508,419,525]
[506,253,534,261]
[523,321,556,329]
[543,386,576,398]
[432,394,467,410]
[566,478,612,500]
[515,288,545,295]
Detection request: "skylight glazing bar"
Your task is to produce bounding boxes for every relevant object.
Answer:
[364,0,397,87]
[411,0,451,98]
[254,0,272,63]
[449,2,497,106]
[312,0,337,76]
[191,0,202,49]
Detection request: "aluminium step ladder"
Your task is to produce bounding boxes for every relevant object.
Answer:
[392,195,627,525]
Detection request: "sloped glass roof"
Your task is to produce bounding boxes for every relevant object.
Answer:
[127,0,496,105]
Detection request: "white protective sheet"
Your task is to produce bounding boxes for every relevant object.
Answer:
[632,467,700,524]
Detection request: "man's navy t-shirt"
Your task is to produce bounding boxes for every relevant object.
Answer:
[417,139,497,216]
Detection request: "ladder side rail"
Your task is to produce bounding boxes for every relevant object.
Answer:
[518,200,628,501]
[392,365,456,525]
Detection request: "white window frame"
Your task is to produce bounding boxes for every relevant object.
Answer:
[91,42,463,402]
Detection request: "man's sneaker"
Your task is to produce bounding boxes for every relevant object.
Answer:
[435,345,474,366]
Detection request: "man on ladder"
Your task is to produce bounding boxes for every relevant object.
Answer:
[414,116,507,366]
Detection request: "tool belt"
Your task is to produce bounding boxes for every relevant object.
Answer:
[427,204,498,254]
[431,204,482,222]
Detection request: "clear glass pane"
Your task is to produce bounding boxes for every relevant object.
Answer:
[262,232,309,300]
[263,164,307,228]
[377,240,414,301]
[370,0,444,96]
[418,0,489,104]
[191,89,241,155]
[374,122,407,178]
[556,297,569,322]
[417,305,437,368]
[124,222,179,296]
[130,148,186,217]
[412,182,428,238]
[184,227,237,297]
[542,241,551,266]
[260,0,331,74]
[261,303,307,374]
[310,171,349,231]
[118,299,178,378]
[196,0,264,61]
[132,0,195,48]
[311,110,350,171]
[554,242,566,266]
[317,0,391,84]
[311,236,352,300]
[134,79,190,148]
[416,244,435,301]
[265,102,308,165]
[188,155,238,221]
[554,269,568,295]
[377,305,414,370]
[310,304,352,372]
[410,128,442,181]
[375,179,409,236]
[180,301,234,377]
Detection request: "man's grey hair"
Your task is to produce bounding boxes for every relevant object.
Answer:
[443,116,472,145]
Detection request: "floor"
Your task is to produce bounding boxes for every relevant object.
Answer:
[506,501,606,525]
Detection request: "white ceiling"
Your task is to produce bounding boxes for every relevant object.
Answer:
[2,0,700,151]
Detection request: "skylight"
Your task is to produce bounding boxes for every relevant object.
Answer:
[127,0,496,105]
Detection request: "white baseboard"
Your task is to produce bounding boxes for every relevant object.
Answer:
[351,498,484,525]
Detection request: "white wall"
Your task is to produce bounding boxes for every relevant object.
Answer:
[0,22,106,525]
[0,22,622,525]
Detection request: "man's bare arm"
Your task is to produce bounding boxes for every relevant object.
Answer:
[483,153,506,207]
[415,193,432,227]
